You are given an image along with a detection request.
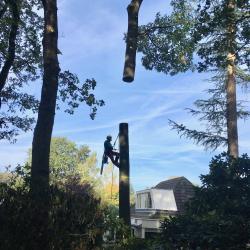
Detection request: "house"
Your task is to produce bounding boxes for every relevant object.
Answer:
[131,176,194,239]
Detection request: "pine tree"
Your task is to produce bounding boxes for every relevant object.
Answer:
[169,70,250,151]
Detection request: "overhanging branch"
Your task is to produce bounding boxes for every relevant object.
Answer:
[0,1,7,19]
[0,0,20,93]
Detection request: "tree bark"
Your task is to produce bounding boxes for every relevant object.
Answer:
[31,0,60,194]
[119,123,131,227]
[123,0,143,83]
[0,0,19,92]
[30,0,60,248]
[226,0,238,158]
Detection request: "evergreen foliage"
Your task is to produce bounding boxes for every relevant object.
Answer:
[160,153,250,249]
[168,71,250,151]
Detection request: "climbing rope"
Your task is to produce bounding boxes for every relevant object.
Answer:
[113,133,119,148]
[111,133,119,200]
[110,163,114,200]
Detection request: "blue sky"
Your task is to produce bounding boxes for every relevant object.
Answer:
[1,0,250,191]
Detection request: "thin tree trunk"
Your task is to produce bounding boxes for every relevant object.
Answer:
[226,0,238,158]
[0,0,19,92]
[30,0,60,248]
[123,0,143,83]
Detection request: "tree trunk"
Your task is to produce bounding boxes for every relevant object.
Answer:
[119,123,131,227]
[226,0,238,158]
[31,0,60,195]
[123,0,143,83]
[226,54,238,158]
[30,0,60,248]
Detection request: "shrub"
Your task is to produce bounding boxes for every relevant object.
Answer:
[160,153,250,250]
[0,167,104,250]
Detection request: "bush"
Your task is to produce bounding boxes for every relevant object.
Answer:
[0,167,104,250]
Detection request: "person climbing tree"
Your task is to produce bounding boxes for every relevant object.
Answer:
[104,135,119,167]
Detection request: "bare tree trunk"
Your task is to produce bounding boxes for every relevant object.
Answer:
[119,123,131,227]
[226,0,238,158]
[30,0,60,248]
[123,0,143,83]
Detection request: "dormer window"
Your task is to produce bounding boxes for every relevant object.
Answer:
[136,192,152,209]
[135,189,178,211]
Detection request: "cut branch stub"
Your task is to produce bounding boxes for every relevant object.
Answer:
[123,0,143,83]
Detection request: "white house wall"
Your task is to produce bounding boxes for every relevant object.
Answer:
[151,189,177,211]
[131,218,161,238]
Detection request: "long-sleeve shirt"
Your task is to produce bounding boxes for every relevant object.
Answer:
[104,140,113,153]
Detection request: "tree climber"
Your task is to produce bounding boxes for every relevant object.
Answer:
[104,135,119,168]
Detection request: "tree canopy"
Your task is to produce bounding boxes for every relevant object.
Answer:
[137,0,250,156]
[0,1,104,142]
[138,0,249,74]
[0,0,42,141]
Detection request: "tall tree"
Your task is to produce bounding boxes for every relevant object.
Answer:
[31,0,60,196]
[29,1,59,248]
[30,0,104,196]
[134,0,250,157]
[225,0,238,157]
[28,0,104,242]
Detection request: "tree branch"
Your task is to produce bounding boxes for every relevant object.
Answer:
[138,25,172,37]
[169,119,227,151]
[0,0,20,93]
[236,12,250,24]
[0,1,7,20]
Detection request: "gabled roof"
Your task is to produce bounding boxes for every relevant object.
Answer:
[154,176,195,214]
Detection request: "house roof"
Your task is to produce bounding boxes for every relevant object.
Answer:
[154,176,191,189]
[154,176,195,214]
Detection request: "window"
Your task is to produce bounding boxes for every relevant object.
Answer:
[136,192,152,209]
